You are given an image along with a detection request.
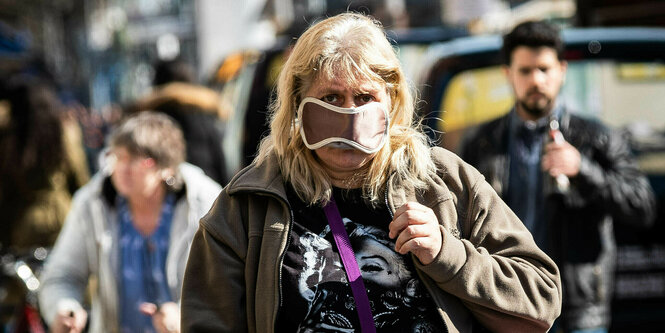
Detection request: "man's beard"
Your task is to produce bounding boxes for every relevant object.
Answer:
[518,92,554,118]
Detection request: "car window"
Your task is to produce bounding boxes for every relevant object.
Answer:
[433,60,665,159]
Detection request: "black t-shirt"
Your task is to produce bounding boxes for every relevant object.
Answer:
[276,185,446,332]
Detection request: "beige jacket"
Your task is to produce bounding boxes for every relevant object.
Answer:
[181,147,562,332]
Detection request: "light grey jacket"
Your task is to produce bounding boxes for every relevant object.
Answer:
[38,163,221,333]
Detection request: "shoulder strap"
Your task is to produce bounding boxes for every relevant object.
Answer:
[322,197,376,333]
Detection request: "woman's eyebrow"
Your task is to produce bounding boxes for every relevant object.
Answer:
[359,255,388,262]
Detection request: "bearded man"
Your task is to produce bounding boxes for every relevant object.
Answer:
[460,20,656,333]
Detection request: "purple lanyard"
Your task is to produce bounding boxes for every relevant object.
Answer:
[322,197,376,333]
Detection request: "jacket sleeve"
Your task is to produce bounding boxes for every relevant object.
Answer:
[571,125,656,228]
[181,189,248,333]
[416,175,562,333]
[38,190,92,325]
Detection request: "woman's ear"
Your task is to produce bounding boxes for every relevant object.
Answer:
[161,169,176,186]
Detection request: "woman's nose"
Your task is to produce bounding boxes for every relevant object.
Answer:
[339,92,358,109]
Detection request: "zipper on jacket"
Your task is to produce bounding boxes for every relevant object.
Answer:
[277,204,295,309]
[384,188,394,219]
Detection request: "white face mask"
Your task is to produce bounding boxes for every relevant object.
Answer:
[297,97,390,154]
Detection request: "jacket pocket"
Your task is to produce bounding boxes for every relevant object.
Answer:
[563,263,606,306]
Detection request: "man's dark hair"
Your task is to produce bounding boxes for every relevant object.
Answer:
[153,58,196,86]
[501,21,564,65]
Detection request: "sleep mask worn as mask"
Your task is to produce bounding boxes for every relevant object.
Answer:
[298,97,389,154]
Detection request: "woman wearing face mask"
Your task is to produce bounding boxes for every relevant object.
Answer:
[38,112,221,333]
[181,13,561,333]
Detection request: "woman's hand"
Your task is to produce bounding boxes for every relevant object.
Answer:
[388,202,442,265]
[140,302,180,333]
[51,308,87,333]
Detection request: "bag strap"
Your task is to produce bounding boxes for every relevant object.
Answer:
[322,197,376,333]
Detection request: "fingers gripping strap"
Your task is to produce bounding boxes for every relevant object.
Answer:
[323,198,376,333]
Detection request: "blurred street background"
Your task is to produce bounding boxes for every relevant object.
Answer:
[1,0,665,331]
[2,0,664,170]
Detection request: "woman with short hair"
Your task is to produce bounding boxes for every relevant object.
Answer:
[39,112,221,333]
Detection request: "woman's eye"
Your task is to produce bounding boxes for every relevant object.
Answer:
[361,263,384,272]
[322,95,339,104]
[357,95,374,104]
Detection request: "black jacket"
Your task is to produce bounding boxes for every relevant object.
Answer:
[460,108,656,330]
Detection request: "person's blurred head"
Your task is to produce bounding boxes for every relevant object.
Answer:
[501,21,564,66]
[256,12,435,205]
[108,112,185,197]
[0,75,64,176]
[152,58,196,86]
[502,21,567,120]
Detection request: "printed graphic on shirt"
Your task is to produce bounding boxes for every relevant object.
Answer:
[278,183,445,333]
[296,219,443,332]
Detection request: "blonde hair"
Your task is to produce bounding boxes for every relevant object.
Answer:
[255,13,436,205]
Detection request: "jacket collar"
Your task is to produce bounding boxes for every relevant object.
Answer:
[225,152,422,211]
[226,153,288,201]
[508,101,568,134]
[225,149,452,213]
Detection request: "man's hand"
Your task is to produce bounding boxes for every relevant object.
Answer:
[388,202,442,265]
[542,139,581,178]
[140,302,180,333]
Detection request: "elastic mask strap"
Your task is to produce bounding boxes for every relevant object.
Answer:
[322,197,376,333]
